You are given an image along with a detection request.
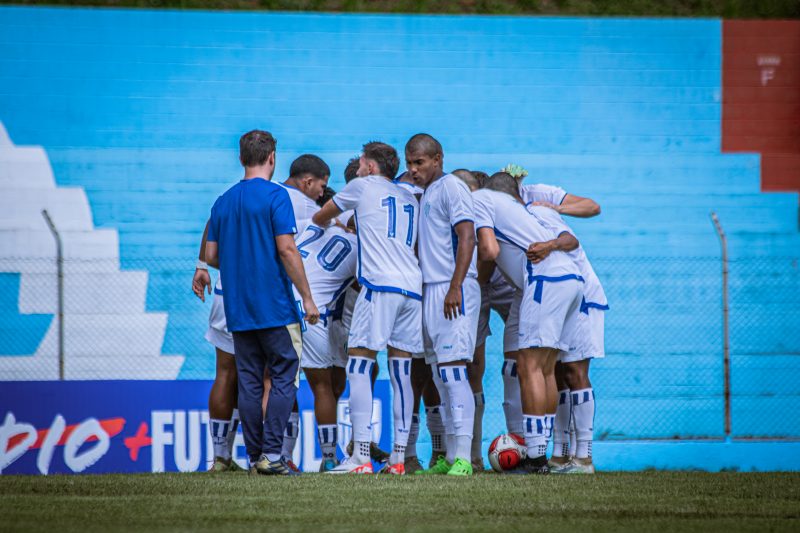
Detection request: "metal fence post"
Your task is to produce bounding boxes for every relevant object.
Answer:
[41,209,64,381]
[710,212,731,439]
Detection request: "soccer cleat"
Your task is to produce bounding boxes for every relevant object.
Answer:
[509,456,550,475]
[404,456,424,475]
[446,458,474,477]
[255,456,301,476]
[561,460,595,474]
[326,457,374,474]
[210,457,246,472]
[471,457,486,473]
[548,460,572,474]
[378,462,405,475]
[319,458,339,473]
[346,440,391,463]
[415,455,451,475]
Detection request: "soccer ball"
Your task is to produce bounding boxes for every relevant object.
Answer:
[488,433,526,472]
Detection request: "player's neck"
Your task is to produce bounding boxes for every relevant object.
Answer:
[243,165,273,181]
[425,169,446,188]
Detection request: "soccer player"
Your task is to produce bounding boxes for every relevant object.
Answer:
[205,129,320,476]
[294,194,358,472]
[473,172,583,475]
[313,141,422,475]
[523,205,607,474]
[407,135,479,477]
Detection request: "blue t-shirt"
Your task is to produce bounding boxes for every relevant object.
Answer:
[207,178,299,332]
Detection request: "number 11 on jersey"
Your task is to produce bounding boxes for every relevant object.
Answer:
[381,195,414,247]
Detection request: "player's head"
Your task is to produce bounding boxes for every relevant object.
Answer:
[471,170,490,189]
[405,133,443,188]
[359,141,400,180]
[317,186,337,208]
[239,130,276,177]
[486,172,523,203]
[289,154,330,201]
[452,168,479,192]
[344,156,360,183]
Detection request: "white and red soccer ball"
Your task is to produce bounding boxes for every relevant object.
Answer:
[488,433,526,472]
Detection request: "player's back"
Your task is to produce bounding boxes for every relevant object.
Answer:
[333,174,422,298]
[295,224,358,310]
[519,182,567,207]
[474,189,578,290]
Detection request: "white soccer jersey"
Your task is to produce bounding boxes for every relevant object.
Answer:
[526,204,608,307]
[418,173,477,284]
[519,183,568,207]
[277,181,321,239]
[294,224,357,312]
[332,174,422,299]
[473,189,580,290]
[395,178,425,197]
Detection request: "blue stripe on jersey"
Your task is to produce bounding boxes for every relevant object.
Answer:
[330,277,354,308]
[358,278,422,301]
[492,228,528,252]
[353,211,363,281]
[214,287,223,296]
[450,226,458,262]
[331,195,346,213]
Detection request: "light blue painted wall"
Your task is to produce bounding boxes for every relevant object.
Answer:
[0,7,797,440]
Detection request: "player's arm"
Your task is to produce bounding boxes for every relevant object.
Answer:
[533,194,600,218]
[476,227,499,262]
[526,231,579,264]
[205,240,219,269]
[192,221,212,301]
[275,234,320,325]
[312,199,342,227]
[443,220,476,320]
[477,259,495,285]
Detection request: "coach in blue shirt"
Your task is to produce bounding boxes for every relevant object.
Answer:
[206,130,320,475]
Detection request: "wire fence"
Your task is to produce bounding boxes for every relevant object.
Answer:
[1,252,798,440]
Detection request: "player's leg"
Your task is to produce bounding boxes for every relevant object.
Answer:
[208,347,239,471]
[305,368,339,471]
[543,348,559,460]
[563,358,595,472]
[515,346,553,473]
[468,342,486,470]
[231,330,268,472]
[405,356,429,473]
[501,292,524,437]
[550,361,572,469]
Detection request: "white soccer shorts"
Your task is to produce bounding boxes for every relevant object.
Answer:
[559,305,606,363]
[204,290,235,354]
[348,287,423,354]
[301,317,347,369]
[422,278,480,365]
[517,278,583,352]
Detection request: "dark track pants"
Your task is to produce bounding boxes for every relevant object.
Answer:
[232,323,302,462]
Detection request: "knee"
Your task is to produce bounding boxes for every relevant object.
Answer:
[563,363,590,390]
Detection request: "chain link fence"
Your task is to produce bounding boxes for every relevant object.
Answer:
[1,251,798,440]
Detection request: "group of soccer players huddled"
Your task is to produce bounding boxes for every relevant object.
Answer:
[192,130,606,476]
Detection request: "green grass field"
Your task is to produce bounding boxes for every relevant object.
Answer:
[3,472,799,532]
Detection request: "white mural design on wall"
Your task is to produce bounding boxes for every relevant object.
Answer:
[0,123,184,379]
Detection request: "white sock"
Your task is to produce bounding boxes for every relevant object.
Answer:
[440,365,475,462]
[389,357,413,464]
[317,424,337,461]
[569,415,577,457]
[210,418,231,461]
[226,409,240,458]
[471,392,485,461]
[523,414,547,459]
[501,359,523,435]
[431,364,455,463]
[425,406,445,454]
[572,388,595,459]
[407,413,420,458]
[280,411,299,460]
[553,390,571,458]
[347,356,375,464]
[545,413,555,450]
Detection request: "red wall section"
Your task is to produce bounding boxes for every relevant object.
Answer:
[722,20,800,192]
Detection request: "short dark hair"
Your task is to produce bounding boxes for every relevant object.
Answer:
[317,186,337,207]
[471,170,490,189]
[239,130,276,167]
[405,133,443,157]
[452,169,479,191]
[486,172,519,197]
[290,154,330,180]
[344,156,360,183]
[362,141,399,180]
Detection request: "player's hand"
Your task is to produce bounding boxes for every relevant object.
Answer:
[303,298,320,325]
[531,201,560,213]
[443,284,462,320]
[192,268,212,302]
[526,241,555,264]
